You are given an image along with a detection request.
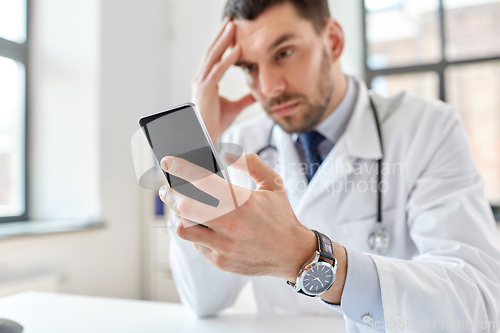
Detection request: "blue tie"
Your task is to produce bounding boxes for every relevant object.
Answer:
[298,131,326,182]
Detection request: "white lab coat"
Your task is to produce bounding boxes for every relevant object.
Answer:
[168,77,500,332]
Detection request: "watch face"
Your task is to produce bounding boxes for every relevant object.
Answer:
[302,263,335,295]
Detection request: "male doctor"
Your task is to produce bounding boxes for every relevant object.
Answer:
[158,0,500,332]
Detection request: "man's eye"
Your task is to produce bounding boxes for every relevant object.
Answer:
[245,64,257,73]
[278,49,293,59]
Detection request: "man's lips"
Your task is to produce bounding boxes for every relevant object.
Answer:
[270,101,300,117]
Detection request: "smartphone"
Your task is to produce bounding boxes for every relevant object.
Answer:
[139,103,232,209]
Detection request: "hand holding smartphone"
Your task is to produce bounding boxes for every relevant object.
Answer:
[139,103,236,217]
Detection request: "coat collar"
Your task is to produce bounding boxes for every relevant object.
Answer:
[343,77,383,161]
[273,76,383,162]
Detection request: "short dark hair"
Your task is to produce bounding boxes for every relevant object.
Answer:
[223,0,331,34]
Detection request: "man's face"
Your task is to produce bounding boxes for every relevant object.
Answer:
[234,2,334,134]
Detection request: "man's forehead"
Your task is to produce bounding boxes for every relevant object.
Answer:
[235,25,300,54]
[232,3,315,57]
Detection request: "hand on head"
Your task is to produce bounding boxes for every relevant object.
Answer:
[191,18,256,142]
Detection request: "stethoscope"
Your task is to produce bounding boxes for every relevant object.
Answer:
[256,95,390,255]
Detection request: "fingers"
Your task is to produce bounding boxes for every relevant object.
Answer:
[227,153,283,191]
[196,18,230,79]
[224,152,248,171]
[161,156,233,202]
[160,154,252,214]
[206,17,230,53]
[232,93,256,111]
[195,17,229,80]
[171,212,197,229]
[194,243,214,258]
[205,44,241,84]
[173,216,215,246]
[200,21,236,81]
[219,93,257,121]
[160,184,221,223]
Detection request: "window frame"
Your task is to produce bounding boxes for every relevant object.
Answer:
[362,0,500,221]
[0,0,30,223]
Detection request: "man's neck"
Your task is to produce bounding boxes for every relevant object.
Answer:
[317,72,348,126]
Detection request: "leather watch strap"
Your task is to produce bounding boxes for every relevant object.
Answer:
[312,230,335,261]
[286,281,316,297]
[297,289,315,297]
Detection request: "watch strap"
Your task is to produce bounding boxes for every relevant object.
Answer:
[286,280,316,297]
[312,230,335,261]
[297,289,315,297]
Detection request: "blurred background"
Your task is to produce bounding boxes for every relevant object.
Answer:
[0,0,498,304]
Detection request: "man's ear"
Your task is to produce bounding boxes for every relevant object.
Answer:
[322,18,344,63]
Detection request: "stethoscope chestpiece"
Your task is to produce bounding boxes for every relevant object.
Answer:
[368,223,390,255]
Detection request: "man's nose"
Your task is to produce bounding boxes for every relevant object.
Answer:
[259,65,286,98]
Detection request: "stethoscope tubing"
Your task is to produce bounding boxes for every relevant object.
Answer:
[256,95,389,254]
[369,96,384,226]
[255,123,277,156]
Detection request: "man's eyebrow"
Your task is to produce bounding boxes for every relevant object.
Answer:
[235,60,253,68]
[267,33,296,53]
[234,33,297,68]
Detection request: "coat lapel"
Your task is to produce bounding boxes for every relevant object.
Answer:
[295,136,354,214]
[273,125,306,210]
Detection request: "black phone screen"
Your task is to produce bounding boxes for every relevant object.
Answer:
[140,105,222,208]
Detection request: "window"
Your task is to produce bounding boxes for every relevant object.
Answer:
[0,0,28,222]
[363,0,500,220]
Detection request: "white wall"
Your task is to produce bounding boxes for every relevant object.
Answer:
[0,0,131,298]
[0,0,176,299]
[100,0,173,298]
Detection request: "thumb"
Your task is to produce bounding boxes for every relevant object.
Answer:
[224,153,283,191]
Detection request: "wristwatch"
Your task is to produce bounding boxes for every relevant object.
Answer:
[287,230,337,297]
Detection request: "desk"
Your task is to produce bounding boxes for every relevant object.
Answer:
[0,292,347,333]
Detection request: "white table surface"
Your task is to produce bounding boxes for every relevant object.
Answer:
[0,291,347,333]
